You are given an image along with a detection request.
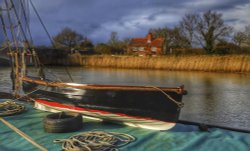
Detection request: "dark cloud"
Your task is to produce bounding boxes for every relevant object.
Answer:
[26,0,250,45]
[180,0,249,11]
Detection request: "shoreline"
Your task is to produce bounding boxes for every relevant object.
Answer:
[65,54,250,73]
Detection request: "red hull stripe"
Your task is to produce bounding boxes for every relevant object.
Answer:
[35,99,174,124]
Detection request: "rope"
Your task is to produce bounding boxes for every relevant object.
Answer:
[42,66,63,82]
[9,0,30,48]
[0,3,13,11]
[20,0,34,44]
[30,0,76,82]
[3,0,19,48]
[29,0,55,48]
[0,100,25,116]
[150,86,184,108]
[0,46,8,51]
[54,130,135,151]
[4,23,20,29]
[13,86,42,102]
[0,117,48,151]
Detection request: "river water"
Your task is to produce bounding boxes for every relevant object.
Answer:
[0,66,250,131]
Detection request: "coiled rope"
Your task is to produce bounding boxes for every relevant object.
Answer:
[0,100,25,116]
[54,131,136,151]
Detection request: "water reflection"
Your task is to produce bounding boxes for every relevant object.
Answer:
[0,67,249,130]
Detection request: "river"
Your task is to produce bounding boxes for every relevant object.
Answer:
[0,66,250,131]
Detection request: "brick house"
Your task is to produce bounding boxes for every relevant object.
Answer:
[128,33,164,56]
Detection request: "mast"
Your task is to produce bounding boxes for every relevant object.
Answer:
[0,0,30,97]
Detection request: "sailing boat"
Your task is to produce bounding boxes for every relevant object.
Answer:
[1,0,187,130]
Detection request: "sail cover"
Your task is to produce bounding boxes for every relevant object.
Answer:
[0,0,30,47]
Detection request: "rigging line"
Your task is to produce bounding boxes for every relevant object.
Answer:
[4,0,19,49]
[0,7,12,51]
[29,0,55,48]
[0,3,13,11]
[13,1,43,79]
[41,66,63,82]
[20,0,33,44]
[65,66,74,82]
[0,46,8,51]
[20,1,48,81]
[9,0,30,48]
[9,0,44,81]
[3,22,20,29]
[4,0,23,95]
[29,0,74,83]
[12,87,41,102]
[0,8,15,77]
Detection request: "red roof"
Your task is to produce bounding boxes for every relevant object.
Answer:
[129,37,164,47]
[151,38,164,47]
[130,38,148,46]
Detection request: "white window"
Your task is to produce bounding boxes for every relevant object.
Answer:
[139,47,144,51]
[151,47,157,52]
[132,47,138,51]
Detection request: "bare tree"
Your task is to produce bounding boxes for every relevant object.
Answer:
[107,31,127,54]
[179,13,198,47]
[53,27,84,50]
[244,25,250,46]
[245,25,250,35]
[179,10,232,53]
[108,32,119,46]
[233,31,246,46]
[150,27,190,53]
[196,10,232,53]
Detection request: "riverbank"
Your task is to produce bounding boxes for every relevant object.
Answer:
[64,54,250,73]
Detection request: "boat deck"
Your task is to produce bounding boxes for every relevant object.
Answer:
[0,98,249,151]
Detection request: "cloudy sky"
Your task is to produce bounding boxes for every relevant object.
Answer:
[29,0,250,45]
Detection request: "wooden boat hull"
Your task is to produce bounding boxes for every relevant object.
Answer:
[22,76,187,130]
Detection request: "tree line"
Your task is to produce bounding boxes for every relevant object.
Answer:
[47,10,250,55]
[51,28,128,55]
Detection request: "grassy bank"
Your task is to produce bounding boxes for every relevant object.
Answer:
[67,54,250,73]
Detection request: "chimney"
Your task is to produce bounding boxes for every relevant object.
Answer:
[147,32,153,43]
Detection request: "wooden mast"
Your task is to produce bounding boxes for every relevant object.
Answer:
[0,0,30,97]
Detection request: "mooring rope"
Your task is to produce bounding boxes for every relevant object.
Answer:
[54,130,136,151]
[150,86,184,108]
[0,118,48,151]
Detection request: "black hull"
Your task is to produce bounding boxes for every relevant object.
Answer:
[23,76,186,123]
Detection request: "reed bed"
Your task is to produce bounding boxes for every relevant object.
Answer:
[68,54,250,73]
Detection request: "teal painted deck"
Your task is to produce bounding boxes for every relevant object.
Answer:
[0,99,249,151]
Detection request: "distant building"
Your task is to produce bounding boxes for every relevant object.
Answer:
[128,33,164,56]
